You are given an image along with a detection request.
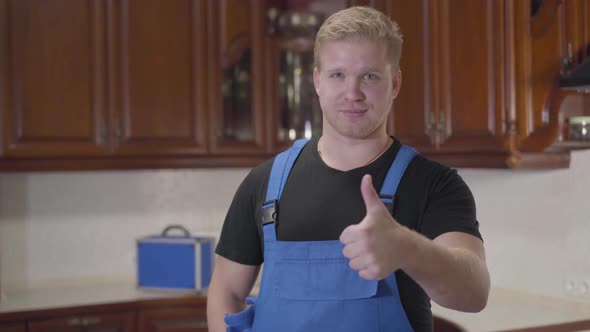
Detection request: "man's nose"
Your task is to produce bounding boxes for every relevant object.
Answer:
[344,79,364,101]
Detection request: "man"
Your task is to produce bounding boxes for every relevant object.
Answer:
[207,6,490,332]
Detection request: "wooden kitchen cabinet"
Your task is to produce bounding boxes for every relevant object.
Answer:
[28,312,135,332]
[0,323,26,332]
[387,0,510,161]
[1,0,589,170]
[385,0,590,168]
[207,0,266,155]
[138,306,207,332]
[106,0,208,157]
[0,295,207,332]
[0,0,208,161]
[0,0,109,158]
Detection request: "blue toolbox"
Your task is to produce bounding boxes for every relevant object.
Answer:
[137,225,215,291]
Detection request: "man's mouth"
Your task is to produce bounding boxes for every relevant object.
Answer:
[340,109,368,117]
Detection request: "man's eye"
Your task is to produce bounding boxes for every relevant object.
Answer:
[330,72,344,79]
[364,73,379,80]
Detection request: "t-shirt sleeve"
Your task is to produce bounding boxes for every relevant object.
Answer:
[420,167,482,241]
[214,160,272,266]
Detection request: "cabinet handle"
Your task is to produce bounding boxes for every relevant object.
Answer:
[81,317,101,326]
[426,111,435,136]
[66,318,81,326]
[114,128,122,142]
[100,127,108,144]
[562,42,574,70]
[425,111,437,145]
[437,111,446,141]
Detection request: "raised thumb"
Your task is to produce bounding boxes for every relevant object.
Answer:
[360,174,382,214]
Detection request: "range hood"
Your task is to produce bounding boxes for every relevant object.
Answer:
[559,58,590,91]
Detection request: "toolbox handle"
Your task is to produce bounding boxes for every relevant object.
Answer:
[161,225,191,237]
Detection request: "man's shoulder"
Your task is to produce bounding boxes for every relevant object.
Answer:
[244,139,315,187]
[399,146,464,191]
[408,152,455,175]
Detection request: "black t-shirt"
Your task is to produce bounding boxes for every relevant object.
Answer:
[216,137,481,332]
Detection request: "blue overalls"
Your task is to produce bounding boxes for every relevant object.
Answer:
[225,139,417,332]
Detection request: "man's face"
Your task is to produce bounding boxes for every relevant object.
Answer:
[313,40,401,140]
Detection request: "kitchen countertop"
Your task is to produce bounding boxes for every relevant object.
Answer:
[432,287,590,331]
[0,282,204,314]
[1,283,590,331]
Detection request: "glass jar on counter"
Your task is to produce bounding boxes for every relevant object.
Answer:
[567,116,590,141]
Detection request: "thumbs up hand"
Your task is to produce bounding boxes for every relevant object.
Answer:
[339,174,413,280]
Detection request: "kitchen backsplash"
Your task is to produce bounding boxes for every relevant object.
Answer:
[0,168,249,291]
[1,151,590,302]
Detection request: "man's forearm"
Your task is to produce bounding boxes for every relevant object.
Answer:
[206,278,247,332]
[399,229,490,312]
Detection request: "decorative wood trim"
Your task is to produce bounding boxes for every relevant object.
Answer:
[0,155,271,171]
[0,0,9,156]
[91,0,107,150]
[0,296,206,324]
[194,0,209,149]
[119,0,130,145]
[207,0,220,152]
[106,0,119,153]
[430,0,441,148]
[221,33,250,69]
[504,0,519,153]
[251,0,266,151]
[424,150,570,169]
[530,0,564,38]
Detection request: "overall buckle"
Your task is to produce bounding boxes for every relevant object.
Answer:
[261,199,279,225]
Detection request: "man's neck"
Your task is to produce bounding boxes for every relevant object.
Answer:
[318,134,392,171]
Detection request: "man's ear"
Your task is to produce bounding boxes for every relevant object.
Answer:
[313,67,320,95]
[392,69,402,99]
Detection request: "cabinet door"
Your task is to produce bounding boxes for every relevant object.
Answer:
[0,323,26,332]
[82,312,135,332]
[108,0,208,156]
[515,0,565,151]
[138,306,207,332]
[29,312,135,332]
[433,0,506,153]
[386,0,437,152]
[28,316,82,332]
[0,0,108,158]
[208,0,266,154]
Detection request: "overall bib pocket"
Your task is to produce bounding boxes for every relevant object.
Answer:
[259,259,381,331]
[276,259,378,300]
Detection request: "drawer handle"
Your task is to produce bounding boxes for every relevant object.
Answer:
[66,318,81,326]
[82,317,101,326]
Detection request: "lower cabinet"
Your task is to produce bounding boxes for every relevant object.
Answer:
[0,296,208,332]
[0,323,26,332]
[28,312,135,332]
[138,306,208,332]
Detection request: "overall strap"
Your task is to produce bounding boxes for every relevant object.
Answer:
[262,139,309,242]
[379,145,418,207]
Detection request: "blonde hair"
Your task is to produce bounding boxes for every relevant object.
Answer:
[314,6,403,70]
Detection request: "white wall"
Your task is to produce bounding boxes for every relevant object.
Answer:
[460,150,590,302]
[0,168,250,291]
[1,151,589,302]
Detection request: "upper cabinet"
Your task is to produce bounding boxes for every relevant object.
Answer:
[1,0,109,158]
[0,0,209,169]
[208,0,266,155]
[1,0,589,170]
[389,0,511,167]
[107,0,208,157]
[389,0,590,168]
